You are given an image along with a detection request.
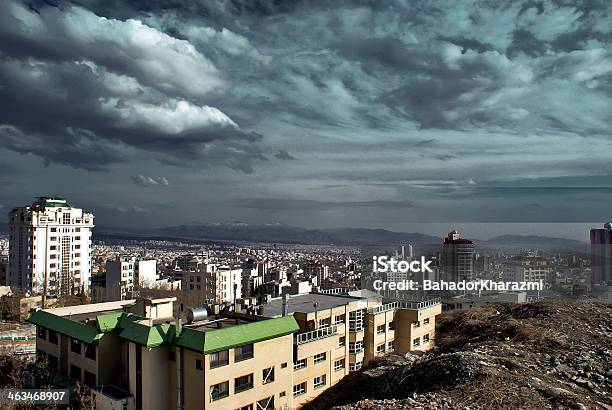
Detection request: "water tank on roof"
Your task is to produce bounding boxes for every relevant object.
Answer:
[187,307,208,323]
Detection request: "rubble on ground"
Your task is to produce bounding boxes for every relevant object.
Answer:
[304,300,612,410]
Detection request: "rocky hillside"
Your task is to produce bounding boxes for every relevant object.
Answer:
[304,301,612,410]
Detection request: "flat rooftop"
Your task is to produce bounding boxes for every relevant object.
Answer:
[184,316,253,333]
[262,293,364,317]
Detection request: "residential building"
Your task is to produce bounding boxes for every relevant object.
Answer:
[8,197,94,296]
[441,230,474,283]
[106,257,158,301]
[590,222,612,289]
[30,292,441,409]
[509,255,552,288]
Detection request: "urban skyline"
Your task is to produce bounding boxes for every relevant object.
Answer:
[1,0,611,237]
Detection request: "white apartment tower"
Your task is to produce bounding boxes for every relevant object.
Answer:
[8,197,94,296]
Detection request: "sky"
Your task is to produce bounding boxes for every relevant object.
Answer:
[0,0,611,239]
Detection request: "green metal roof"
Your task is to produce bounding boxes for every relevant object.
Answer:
[31,197,71,208]
[28,310,103,344]
[119,322,172,348]
[174,315,299,354]
[96,312,145,333]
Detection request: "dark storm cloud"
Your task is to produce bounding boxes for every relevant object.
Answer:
[274,150,296,160]
[0,0,266,172]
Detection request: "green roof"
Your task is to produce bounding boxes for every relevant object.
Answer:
[28,310,103,344]
[119,322,172,348]
[96,312,144,333]
[32,197,71,208]
[174,315,299,354]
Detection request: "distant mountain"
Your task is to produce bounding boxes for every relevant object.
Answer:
[484,234,588,252]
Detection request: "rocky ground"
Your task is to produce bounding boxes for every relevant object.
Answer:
[304,300,612,410]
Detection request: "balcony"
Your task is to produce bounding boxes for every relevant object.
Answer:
[296,326,338,345]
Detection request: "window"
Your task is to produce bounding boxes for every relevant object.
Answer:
[377,324,385,334]
[313,352,326,363]
[339,336,346,347]
[196,359,203,370]
[388,321,395,330]
[71,339,81,354]
[334,314,345,324]
[413,337,420,347]
[314,374,326,389]
[388,341,395,351]
[84,371,96,387]
[376,344,385,354]
[210,381,229,401]
[238,405,253,410]
[49,331,58,344]
[412,320,420,328]
[210,349,229,368]
[281,362,288,369]
[280,391,286,397]
[293,359,307,370]
[423,318,430,325]
[85,344,96,360]
[318,317,331,328]
[50,245,56,250]
[37,327,46,340]
[334,359,345,371]
[262,367,274,384]
[70,364,81,381]
[293,382,306,397]
[256,396,274,410]
[234,373,254,393]
[235,344,253,362]
[349,340,364,354]
[423,334,430,343]
[349,361,362,372]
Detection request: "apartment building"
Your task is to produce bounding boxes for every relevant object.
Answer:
[8,197,94,296]
[30,292,441,409]
[106,257,157,300]
[509,255,552,287]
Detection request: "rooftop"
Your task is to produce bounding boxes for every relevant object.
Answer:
[262,293,365,317]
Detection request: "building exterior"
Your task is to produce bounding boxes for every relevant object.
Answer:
[441,230,474,283]
[30,292,441,409]
[106,258,157,301]
[590,222,612,289]
[8,197,94,296]
[508,255,552,287]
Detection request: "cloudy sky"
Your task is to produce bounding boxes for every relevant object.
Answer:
[0,0,611,238]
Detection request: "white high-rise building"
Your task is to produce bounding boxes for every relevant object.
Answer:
[8,197,94,296]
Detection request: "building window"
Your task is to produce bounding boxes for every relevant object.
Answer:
[48,331,58,344]
[238,405,253,410]
[234,373,254,393]
[196,359,203,370]
[84,371,96,387]
[423,334,430,343]
[257,396,274,410]
[413,337,420,347]
[376,344,385,354]
[293,382,306,397]
[314,374,326,389]
[388,341,395,351]
[339,336,346,347]
[388,321,395,330]
[71,339,81,354]
[37,327,46,340]
[235,344,253,362]
[349,340,364,354]
[281,362,287,368]
[412,321,420,328]
[423,318,430,325]
[334,314,345,324]
[210,381,229,401]
[210,349,229,368]
[85,344,96,360]
[349,361,362,372]
[70,364,81,382]
[377,324,385,334]
[318,317,331,328]
[313,352,326,363]
[262,367,274,384]
[334,359,345,372]
[293,359,307,370]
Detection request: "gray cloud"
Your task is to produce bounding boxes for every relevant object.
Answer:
[131,175,170,187]
[274,150,296,160]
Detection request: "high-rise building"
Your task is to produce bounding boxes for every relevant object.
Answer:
[441,230,474,282]
[590,222,612,289]
[106,257,157,300]
[8,197,94,296]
